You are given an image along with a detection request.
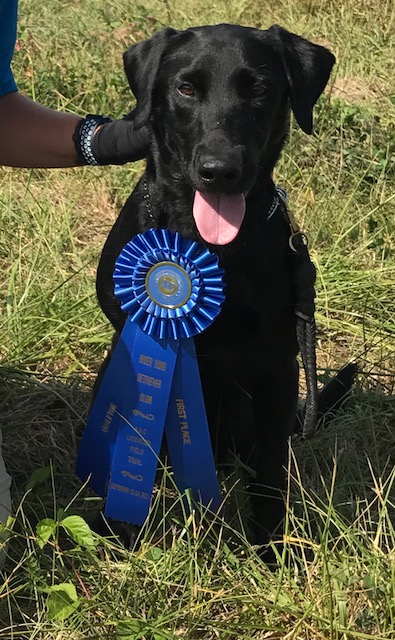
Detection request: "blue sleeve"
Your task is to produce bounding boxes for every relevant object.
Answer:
[0,0,18,97]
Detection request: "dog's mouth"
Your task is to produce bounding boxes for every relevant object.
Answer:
[192,191,246,245]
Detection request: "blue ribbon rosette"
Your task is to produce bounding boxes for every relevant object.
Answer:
[76,229,225,525]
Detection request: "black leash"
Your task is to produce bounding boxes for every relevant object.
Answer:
[278,194,319,438]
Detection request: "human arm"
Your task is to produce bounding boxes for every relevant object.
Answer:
[0,91,81,168]
[0,91,149,168]
[0,0,149,168]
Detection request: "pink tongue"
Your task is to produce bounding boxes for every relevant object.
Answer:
[193,191,246,245]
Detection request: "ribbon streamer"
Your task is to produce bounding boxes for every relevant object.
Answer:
[77,229,225,525]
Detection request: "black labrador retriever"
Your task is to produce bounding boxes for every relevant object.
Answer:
[95,23,344,550]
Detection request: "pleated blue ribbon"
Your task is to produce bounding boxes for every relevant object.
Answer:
[76,229,225,525]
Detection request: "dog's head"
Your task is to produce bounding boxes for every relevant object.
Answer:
[124,24,335,245]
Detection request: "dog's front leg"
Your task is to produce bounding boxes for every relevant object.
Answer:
[250,360,299,553]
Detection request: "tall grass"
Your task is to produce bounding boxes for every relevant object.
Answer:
[1,0,395,637]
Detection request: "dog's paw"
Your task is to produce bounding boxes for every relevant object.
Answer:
[92,513,141,550]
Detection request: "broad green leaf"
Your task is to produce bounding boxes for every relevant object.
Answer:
[46,582,80,621]
[145,546,163,561]
[116,620,143,639]
[47,582,78,600]
[36,518,57,549]
[0,515,16,534]
[26,466,51,491]
[61,515,96,549]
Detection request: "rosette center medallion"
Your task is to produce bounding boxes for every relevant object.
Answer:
[146,262,192,308]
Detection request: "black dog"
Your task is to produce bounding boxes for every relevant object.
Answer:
[95,24,347,550]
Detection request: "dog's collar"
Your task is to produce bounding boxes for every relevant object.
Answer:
[142,177,286,227]
[268,184,288,221]
[142,176,155,222]
[275,185,310,252]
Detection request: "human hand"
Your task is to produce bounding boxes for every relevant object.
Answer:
[92,116,150,165]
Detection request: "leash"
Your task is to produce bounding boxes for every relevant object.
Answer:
[276,188,318,438]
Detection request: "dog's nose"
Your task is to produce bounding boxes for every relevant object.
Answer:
[198,155,241,190]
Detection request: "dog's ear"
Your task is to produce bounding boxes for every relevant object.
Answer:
[123,27,179,128]
[269,25,335,134]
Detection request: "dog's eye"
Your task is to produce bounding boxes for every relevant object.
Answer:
[252,84,267,99]
[177,83,195,97]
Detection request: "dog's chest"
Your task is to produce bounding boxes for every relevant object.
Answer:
[218,227,293,315]
[194,227,297,366]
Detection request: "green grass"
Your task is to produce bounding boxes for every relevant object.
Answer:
[1,0,395,637]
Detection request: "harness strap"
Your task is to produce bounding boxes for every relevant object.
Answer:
[277,190,319,438]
